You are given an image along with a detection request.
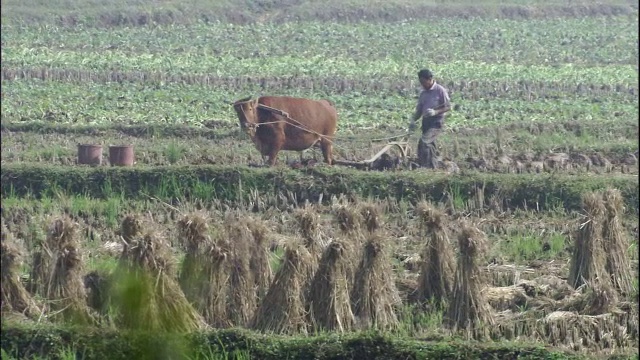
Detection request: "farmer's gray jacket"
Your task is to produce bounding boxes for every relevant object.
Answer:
[415,81,450,127]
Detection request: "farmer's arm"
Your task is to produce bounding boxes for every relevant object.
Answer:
[435,88,451,116]
[411,99,422,122]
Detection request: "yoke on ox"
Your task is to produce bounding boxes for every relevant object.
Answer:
[233,96,338,166]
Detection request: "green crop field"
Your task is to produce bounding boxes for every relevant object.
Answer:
[1,0,638,359]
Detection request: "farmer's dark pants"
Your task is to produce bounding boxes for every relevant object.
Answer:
[417,119,443,169]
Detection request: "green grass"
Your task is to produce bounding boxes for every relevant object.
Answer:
[164,141,187,165]
[498,232,568,264]
[0,324,604,360]
[86,256,120,275]
[3,163,638,213]
[1,11,637,130]
[3,76,636,130]
[2,18,637,66]
[396,304,447,338]
[269,247,285,274]
[2,0,636,27]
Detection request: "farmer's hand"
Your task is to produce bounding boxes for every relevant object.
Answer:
[408,121,417,132]
[426,108,437,117]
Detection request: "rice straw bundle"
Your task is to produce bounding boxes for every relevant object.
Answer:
[415,201,454,306]
[568,192,609,289]
[198,238,232,328]
[350,234,400,330]
[28,218,64,297]
[1,223,40,318]
[223,213,257,327]
[293,207,323,258]
[44,218,94,325]
[601,188,633,295]
[83,270,110,314]
[112,226,206,332]
[251,241,315,334]
[120,214,143,242]
[177,213,211,302]
[308,240,355,332]
[334,205,363,236]
[333,205,365,286]
[246,217,273,301]
[446,224,494,337]
[359,202,382,234]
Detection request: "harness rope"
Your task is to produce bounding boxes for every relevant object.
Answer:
[235,98,338,144]
[233,97,411,155]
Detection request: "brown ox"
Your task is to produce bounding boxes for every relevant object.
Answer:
[233,96,338,166]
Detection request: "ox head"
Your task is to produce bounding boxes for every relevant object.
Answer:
[232,97,259,137]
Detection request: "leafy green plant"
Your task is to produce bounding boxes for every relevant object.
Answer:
[165,141,187,165]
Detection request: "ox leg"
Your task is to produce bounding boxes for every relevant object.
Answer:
[320,139,333,165]
[267,147,281,166]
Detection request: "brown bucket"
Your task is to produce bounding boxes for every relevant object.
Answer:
[77,144,103,166]
[109,145,134,166]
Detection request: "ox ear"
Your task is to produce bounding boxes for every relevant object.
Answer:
[231,96,254,106]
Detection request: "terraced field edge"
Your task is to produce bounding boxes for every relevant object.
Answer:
[0,324,616,360]
[1,164,637,213]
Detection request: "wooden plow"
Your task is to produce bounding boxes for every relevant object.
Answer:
[333,134,413,170]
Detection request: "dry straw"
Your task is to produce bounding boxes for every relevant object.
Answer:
[198,238,232,328]
[1,223,40,318]
[415,201,455,307]
[112,215,206,332]
[333,205,365,286]
[568,192,609,289]
[84,270,110,313]
[177,212,211,302]
[482,286,528,312]
[28,218,61,297]
[446,224,494,338]
[246,217,273,301]
[293,207,324,259]
[561,280,618,316]
[350,234,401,330]
[120,213,143,242]
[601,188,633,295]
[334,205,363,236]
[119,215,176,277]
[177,212,238,327]
[44,217,94,325]
[308,240,355,332]
[535,310,631,353]
[223,211,257,327]
[251,241,315,335]
[359,202,382,234]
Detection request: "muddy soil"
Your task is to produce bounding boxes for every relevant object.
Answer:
[2,126,637,175]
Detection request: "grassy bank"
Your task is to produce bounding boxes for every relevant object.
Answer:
[0,324,611,360]
[1,164,638,213]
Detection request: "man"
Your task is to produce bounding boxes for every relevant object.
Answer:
[408,69,451,169]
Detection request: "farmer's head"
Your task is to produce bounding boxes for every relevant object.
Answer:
[418,69,434,90]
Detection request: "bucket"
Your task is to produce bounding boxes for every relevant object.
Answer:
[109,145,134,166]
[77,144,103,166]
